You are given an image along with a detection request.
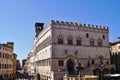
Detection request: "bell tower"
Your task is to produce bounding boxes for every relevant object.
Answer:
[35,22,44,37]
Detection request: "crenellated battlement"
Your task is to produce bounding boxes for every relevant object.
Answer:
[50,20,109,30]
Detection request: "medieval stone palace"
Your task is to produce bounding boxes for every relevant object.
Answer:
[27,20,115,80]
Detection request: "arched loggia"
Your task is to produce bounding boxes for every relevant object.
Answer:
[66,58,75,75]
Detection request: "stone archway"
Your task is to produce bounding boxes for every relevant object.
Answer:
[37,73,40,80]
[66,58,75,75]
[111,68,115,74]
[103,68,110,74]
[93,68,101,76]
[93,68,101,80]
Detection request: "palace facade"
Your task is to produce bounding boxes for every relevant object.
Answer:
[28,20,115,80]
[110,40,120,73]
[0,42,17,79]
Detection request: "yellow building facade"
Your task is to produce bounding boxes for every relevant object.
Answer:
[0,42,17,79]
[110,40,120,73]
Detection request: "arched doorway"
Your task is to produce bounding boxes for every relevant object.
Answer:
[37,73,40,80]
[93,68,101,76]
[66,59,75,75]
[111,68,115,74]
[103,68,110,74]
[93,68,101,80]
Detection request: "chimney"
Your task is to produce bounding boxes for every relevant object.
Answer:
[35,23,44,37]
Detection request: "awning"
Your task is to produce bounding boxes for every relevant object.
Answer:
[104,74,120,77]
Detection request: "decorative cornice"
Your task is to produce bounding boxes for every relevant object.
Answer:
[50,20,109,30]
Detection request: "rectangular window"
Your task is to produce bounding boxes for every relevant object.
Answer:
[2,64,4,69]
[5,64,6,69]
[5,54,6,58]
[0,64,1,69]
[58,60,64,66]
[91,60,95,64]
[0,52,1,58]
[7,64,8,68]
[2,53,4,58]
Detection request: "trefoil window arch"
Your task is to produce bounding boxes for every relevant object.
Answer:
[76,37,81,45]
[90,39,94,46]
[58,35,64,44]
[97,39,102,46]
[68,35,73,45]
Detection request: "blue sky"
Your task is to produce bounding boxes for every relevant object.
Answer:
[0,0,120,62]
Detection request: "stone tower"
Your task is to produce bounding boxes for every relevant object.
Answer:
[35,23,44,37]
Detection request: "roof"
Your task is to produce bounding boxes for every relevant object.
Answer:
[110,40,120,45]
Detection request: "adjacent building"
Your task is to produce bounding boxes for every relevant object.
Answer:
[12,53,17,78]
[26,53,33,76]
[110,40,120,73]
[16,60,21,70]
[22,59,26,69]
[22,58,30,74]
[28,20,115,80]
[0,42,17,79]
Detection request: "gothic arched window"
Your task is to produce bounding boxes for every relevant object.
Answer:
[86,33,89,38]
[58,35,63,44]
[76,37,81,45]
[97,39,102,46]
[90,39,94,46]
[102,35,105,39]
[68,36,73,45]
[98,55,104,64]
